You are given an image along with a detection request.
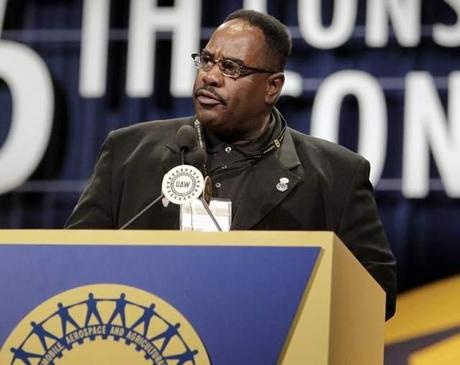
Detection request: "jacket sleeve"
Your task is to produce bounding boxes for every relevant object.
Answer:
[337,158,397,320]
[65,134,115,229]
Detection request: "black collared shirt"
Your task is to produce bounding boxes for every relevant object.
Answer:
[203,112,282,219]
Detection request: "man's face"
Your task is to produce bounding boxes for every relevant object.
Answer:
[192,19,274,142]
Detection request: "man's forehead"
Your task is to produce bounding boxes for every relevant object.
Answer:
[216,18,252,33]
[206,20,265,56]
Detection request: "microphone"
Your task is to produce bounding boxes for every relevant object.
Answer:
[172,122,222,231]
[120,125,198,230]
[176,125,197,164]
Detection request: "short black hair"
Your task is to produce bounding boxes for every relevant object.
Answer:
[224,9,292,71]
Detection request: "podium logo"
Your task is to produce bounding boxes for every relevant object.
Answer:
[0,284,210,365]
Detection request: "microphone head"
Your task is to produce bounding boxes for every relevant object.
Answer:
[175,125,197,151]
[186,148,207,168]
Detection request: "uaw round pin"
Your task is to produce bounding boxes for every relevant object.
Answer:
[162,165,204,205]
[0,284,210,365]
[276,177,290,192]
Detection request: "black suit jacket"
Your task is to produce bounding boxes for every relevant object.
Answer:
[66,116,397,318]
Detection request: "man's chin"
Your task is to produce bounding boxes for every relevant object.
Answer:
[195,108,223,126]
[199,120,241,142]
[196,115,226,135]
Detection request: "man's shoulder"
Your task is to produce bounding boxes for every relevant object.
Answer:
[288,127,365,166]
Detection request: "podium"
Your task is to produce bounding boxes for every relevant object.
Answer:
[0,230,385,364]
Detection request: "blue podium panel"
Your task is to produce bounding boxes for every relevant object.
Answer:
[0,242,320,364]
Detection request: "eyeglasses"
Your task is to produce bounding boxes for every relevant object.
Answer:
[191,52,277,79]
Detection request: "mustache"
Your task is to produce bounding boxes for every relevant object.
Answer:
[194,85,226,105]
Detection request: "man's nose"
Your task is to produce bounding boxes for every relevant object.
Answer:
[201,62,224,86]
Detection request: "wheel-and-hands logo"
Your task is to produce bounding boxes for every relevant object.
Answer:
[0,284,210,365]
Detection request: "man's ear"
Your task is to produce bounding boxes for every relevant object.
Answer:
[265,72,285,105]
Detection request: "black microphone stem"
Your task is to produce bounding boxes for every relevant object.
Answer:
[120,193,165,229]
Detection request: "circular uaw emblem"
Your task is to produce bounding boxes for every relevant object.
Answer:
[162,165,204,205]
[0,284,210,365]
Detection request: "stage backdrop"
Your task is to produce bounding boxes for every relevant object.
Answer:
[0,0,459,296]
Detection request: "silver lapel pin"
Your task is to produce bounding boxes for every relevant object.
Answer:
[276,177,289,192]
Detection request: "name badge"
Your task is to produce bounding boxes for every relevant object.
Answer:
[180,199,232,232]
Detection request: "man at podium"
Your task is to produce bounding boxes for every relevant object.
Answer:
[66,9,396,319]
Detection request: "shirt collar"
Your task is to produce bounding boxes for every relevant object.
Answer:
[204,112,281,155]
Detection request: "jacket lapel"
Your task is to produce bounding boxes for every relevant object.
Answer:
[231,129,302,230]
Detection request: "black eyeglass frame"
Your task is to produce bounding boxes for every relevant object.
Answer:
[191,52,278,79]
